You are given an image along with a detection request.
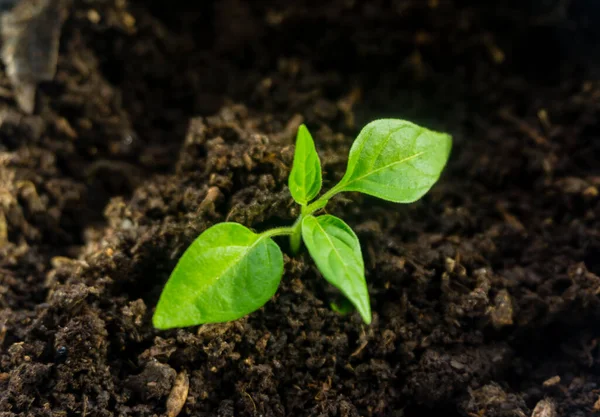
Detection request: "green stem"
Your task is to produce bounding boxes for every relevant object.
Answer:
[289,214,304,254]
[305,183,344,214]
[261,226,294,239]
[265,182,345,253]
[290,183,345,253]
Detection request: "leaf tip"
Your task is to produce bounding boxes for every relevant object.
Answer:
[361,311,372,325]
[152,307,170,330]
[297,123,309,135]
[152,298,188,330]
[357,301,372,325]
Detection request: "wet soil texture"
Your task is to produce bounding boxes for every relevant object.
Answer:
[1,1,600,416]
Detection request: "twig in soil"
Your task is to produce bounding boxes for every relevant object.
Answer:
[166,370,189,417]
[82,395,88,417]
[0,322,6,345]
[351,339,369,357]
[242,391,257,413]
[498,108,549,146]
[0,209,7,245]
[495,202,526,233]
[337,87,362,128]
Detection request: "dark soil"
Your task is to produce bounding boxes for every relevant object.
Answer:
[1,0,600,416]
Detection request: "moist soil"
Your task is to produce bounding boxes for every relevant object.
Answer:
[1,1,600,416]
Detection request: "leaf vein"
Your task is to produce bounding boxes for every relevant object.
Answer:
[368,124,410,171]
[344,150,427,187]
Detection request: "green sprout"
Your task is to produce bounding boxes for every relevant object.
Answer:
[153,119,452,329]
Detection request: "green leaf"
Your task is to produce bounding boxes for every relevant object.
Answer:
[153,223,284,329]
[337,119,452,203]
[302,215,371,324]
[330,298,354,315]
[289,124,322,205]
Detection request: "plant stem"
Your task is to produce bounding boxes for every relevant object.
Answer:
[305,183,343,214]
[261,226,295,239]
[289,214,304,254]
[289,183,344,254]
[265,182,344,253]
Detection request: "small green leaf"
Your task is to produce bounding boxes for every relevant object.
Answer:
[289,124,322,205]
[338,119,452,203]
[153,223,284,329]
[330,298,354,315]
[302,215,371,324]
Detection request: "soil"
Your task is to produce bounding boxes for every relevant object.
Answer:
[1,0,600,416]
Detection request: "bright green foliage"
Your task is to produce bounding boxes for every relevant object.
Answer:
[154,119,452,329]
[337,119,452,202]
[153,223,283,329]
[288,124,322,205]
[302,215,371,323]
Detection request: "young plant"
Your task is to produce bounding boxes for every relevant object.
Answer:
[153,119,452,329]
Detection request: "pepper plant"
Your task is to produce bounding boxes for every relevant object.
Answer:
[153,119,452,329]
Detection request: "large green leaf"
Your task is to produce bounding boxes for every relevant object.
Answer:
[302,215,371,324]
[153,223,284,329]
[337,119,452,203]
[288,124,322,205]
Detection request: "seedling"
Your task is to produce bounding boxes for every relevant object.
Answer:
[153,119,452,329]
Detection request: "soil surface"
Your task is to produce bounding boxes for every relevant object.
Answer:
[1,0,600,416]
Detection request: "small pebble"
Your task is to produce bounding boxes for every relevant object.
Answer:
[55,346,68,363]
[531,399,556,417]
